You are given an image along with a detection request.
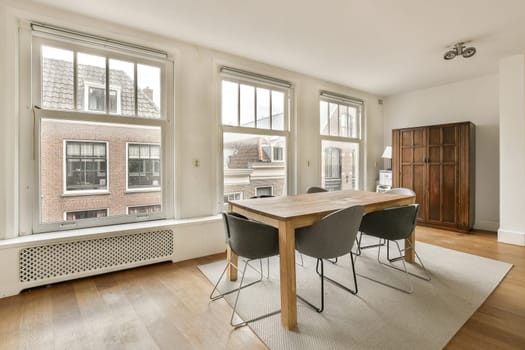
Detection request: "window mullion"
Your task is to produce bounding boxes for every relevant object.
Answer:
[237,83,240,126]
[134,63,138,116]
[74,52,78,109]
[254,88,258,128]
[105,57,110,114]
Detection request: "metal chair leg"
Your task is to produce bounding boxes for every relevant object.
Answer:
[357,239,431,294]
[297,258,325,313]
[230,258,281,328]
[356,232,385,256]
[209,259,264,301]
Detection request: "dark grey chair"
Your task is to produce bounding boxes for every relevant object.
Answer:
[356,187,416,257]
[210,213,280,328]
[295,205,364,312]
[357,204,431,294]
[306,186,328,193]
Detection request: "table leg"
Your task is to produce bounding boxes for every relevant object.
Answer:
[227,246,238,281]
[404,231,415,263]
[278,220,297,330]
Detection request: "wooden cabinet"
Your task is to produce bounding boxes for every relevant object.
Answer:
[392,122,475,232]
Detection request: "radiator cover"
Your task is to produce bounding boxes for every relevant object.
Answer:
[19,229,174,283]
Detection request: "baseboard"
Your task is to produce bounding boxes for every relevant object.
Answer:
[498,228,525,246]
[474,220,500,232]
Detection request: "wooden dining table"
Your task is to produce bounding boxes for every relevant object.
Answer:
[227,190,416,330]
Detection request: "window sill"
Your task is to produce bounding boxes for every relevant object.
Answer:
[62,191,110,197]
[125,188,161,193]
[0,215,222,250]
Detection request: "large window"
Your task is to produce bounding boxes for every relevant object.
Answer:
[127,143,161,190]
[27,23,173,233]
[320,91,363,191]
[221,67,291,206]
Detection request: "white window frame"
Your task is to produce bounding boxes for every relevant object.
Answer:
[126,204,162,216]
[319,91,365,191]
[83,81,122,114]
[63,139,110,196]
[255,186,274,197]
[19,23,174,234]
[126,142,162,192]
[224,192,243,202]
[64,208,109,221]
[219,67,294,211]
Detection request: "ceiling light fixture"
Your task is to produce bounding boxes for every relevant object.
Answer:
[443,42,476,60]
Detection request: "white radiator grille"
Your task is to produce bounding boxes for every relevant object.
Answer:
[19,229,173,283]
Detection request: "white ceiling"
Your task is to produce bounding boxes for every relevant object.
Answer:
[31,0,525,96]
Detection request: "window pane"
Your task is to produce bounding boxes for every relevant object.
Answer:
[42,46,74,110]
[240,84,255,127]
[256,88,270,129]
[128,143,161,188]
[137,64,161,118]
[109,59,134,116]
[321,140,359,191]
[77,52,106,112]
[66,209,107,221]
[348,106,359,138]
[223,132,286,201]
[329,103,338,136]
[320,101,328,135]
[128,204,161,215]
[339,105,348,137]
[40,119,161,225]
[271,90,284,131]
[222,81,238,126]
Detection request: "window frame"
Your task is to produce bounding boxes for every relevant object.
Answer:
[255,186,273,197]
[126,204,162,216]
[126,142,162,192]
[21,26,174,234]
[64,208,109,221]
[63,139,110,195]
[219,71,293,210]
[319,92,365,191]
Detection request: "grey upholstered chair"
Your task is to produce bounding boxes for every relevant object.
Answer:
[306,186,328,193]
[357,204,431,293]
[295,205,364,312]
[356,187,416,257]
[210,213,280,328]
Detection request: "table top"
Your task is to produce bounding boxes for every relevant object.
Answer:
[229,190,415,221]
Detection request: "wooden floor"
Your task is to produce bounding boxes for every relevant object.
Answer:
[0,227,523,349]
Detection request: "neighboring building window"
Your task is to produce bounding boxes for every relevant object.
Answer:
[65,208,108,221]
[28,24,172,233]
[255,186,273,197]
[221,69,291,206]
[224,192,243,203]
[128,143,161,189]
[65,141,107,192]
[320,92,363,191]
[127,205,161,215]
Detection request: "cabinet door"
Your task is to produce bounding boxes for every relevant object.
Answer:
[427,125,458,225]
[393,128,426,221]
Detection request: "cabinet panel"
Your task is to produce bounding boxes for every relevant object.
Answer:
[442,164,457,223]
[428,163,441,222]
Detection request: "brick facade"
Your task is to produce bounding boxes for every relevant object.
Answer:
[40,119,161,223]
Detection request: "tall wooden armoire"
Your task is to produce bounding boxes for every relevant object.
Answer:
[392,121,475,232]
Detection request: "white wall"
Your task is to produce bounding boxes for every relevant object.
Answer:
[498,56,525,245]
[0,1,385,295]
[383,75,500,231]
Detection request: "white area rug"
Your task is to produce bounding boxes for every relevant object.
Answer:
[198,241,512,350]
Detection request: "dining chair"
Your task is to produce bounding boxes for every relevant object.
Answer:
[295,205,364,312]
[210,212,281,328]
[357,204,431,294]
[356,187,416,258]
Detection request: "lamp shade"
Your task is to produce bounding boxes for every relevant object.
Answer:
[381,146,392,159]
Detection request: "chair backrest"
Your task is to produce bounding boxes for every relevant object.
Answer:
[222,212,279,259]
[386,187,415,196]
[306,186,328,194]
[359,204,420,241]
[295,205,364,259]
